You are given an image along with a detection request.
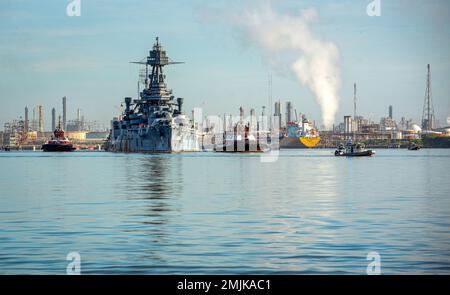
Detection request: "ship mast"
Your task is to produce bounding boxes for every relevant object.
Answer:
[130,37,184,103]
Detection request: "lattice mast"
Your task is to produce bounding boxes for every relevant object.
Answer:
[353,83,357,120]
[422,64,435,131]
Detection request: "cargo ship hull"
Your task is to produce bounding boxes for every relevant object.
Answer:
[280,136,320,149]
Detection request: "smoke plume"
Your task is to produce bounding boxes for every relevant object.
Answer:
[238,4,341,129]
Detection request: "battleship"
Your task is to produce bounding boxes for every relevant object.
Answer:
[107,38,200,153]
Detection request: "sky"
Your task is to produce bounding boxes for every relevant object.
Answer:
[0,0,449,130]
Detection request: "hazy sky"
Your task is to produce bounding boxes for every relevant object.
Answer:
[1,0,449,130]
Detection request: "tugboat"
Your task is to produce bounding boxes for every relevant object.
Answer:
[41,120,75,152]
[335,139,375,157]
[408,142,420,150]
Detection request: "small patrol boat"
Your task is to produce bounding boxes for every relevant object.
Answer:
[335,139,375,157]
[408,142,420,150]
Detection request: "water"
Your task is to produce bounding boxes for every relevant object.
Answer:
[0,149,449,274]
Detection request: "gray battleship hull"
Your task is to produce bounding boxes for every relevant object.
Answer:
[110,124,199,153]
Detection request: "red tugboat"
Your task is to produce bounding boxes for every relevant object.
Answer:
[42,121,76,152]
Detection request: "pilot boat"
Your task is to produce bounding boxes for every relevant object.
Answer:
[408,142,420,150]
[335,139,374,157]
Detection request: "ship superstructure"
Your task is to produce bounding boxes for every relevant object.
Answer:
[108,38,200,152]
[280,116,320,148]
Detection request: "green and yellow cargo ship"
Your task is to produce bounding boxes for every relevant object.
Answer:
[280,119,320,149]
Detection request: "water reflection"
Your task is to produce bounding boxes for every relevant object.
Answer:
[120,156,183,248]
[139,156,175,199]
[124,155,183,207]
[1,150,449,274]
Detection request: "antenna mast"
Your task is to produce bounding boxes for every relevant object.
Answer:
[422,64,435,131]
[353,83,357,119]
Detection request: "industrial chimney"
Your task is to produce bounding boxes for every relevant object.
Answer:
[24,106,29,132]
[51,108,56,131]
[62,96,67,130]
[38,105,44,133]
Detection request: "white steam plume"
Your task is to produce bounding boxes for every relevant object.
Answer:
[237,5,341,129]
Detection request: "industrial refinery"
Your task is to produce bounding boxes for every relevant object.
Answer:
[2,60,449,151]
[1,96,108,150]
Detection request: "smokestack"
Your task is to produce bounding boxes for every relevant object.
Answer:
[354,83,357,119]
[239,6,341,129]
[344,115,352,134]
[24,106,29,132]
[124,97,132,114]
[32,107,36,131]
[52,108,56,131]
[261,106,266,131]
[62,96,67,130]
[250,108,256,130]
[353,83,358,132]
[177,97,184,113]
[38,105,44,133]
[274,100,282,128]
[285,101,293,125]
[389,105,393,119]
[77,108,81,131]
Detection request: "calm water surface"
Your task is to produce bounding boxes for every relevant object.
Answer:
[0,149,449,274]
